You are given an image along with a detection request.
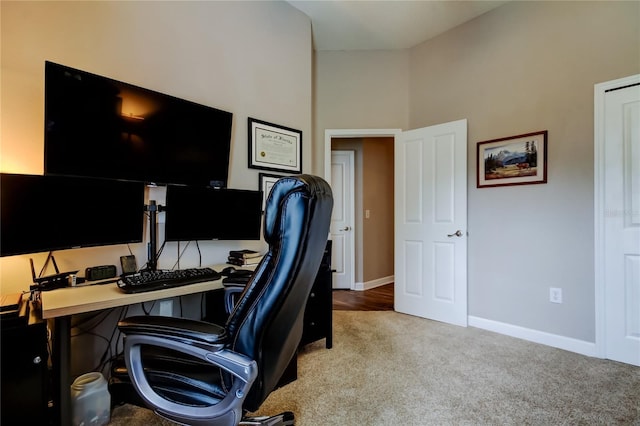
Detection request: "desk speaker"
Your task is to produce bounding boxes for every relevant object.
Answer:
[85,265,117,281]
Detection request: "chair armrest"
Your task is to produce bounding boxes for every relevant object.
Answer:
[119,315,227,345]
[121,319,258,426]
[222,284,246,314]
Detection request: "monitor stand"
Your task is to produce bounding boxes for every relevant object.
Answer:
[144,200,164,272]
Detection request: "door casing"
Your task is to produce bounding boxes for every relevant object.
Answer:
[594,73,640,363]
[324,129,401,291]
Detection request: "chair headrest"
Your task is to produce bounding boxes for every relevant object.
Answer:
[263,174,332,244]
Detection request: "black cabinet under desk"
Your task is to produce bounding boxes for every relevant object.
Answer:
[1,298,50,425]
[300,240,333,349]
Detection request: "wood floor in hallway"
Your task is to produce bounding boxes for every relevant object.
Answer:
[332,283,394,311]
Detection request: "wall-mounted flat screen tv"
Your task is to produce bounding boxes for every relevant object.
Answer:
[164,185,262,242]
[44,61,233,187]
[0,173,145,257]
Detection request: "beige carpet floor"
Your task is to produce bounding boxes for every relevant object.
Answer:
[110,310,640,425]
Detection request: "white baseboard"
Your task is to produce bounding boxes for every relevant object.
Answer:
[354,275,394,291]
[468,316,599,358]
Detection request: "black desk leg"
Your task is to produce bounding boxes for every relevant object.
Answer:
[53,316,71,426]
[326,309,333,349]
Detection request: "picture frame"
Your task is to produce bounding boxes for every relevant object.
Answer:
[259,172,284,212]
[248,118,302,173]
[477,130,548,188]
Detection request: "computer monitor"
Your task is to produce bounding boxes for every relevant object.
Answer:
[44,61,233,187]
[0,173,145,257]
[164,185,262,242]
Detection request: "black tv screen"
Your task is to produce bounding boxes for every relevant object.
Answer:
[44,61,233,187]
[0,173,145,257]
[164,185,262,241]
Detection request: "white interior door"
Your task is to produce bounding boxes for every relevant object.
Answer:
[395,119,467,326]
[330,150,355,289]
[603,81,640,366]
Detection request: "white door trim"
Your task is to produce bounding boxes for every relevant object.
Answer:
[594,73,640,359]
[324,129,402,187]
[324,129,402,291]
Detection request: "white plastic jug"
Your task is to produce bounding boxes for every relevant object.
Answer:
[71,372,111,426]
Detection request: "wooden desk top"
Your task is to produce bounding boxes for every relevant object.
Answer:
[39,263,258,319]
[40,275,224,319]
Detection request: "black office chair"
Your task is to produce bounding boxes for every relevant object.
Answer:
[116,175,333,426]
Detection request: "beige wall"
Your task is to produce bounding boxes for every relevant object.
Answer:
[313,50,409,174]
[0,1,312,295]
[315,50,407,286]
[408,0,639,342]
[362,137,394,283]
[315,1,639,342]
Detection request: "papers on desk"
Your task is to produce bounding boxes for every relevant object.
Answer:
[227,250,263,266]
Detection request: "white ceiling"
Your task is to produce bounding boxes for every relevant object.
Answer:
[287,0,509,51]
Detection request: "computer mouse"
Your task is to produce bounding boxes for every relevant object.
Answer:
[221,266,237,276]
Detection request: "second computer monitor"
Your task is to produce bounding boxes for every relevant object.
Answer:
[164,185,262,242]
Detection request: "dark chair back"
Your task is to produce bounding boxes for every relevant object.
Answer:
[224,174,333,410]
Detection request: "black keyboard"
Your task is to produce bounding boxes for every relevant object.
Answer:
[117,267,222,294]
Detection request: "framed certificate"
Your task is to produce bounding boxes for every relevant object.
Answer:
[248,118,302,173]
[258,173,283,212]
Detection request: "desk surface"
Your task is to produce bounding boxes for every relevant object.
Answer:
[40,279,224,319]
[40,264,255,319]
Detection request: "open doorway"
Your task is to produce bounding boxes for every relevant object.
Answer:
[324,129,398,301]
[326,121,468,323]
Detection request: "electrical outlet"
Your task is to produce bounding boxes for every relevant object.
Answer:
[159,300,173,316]
[549,287,563,304]
[365,209,370,219]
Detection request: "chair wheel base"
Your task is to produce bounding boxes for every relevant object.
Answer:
[240,411,294,426]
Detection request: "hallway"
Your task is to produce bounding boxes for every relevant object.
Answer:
[332,284,393,311]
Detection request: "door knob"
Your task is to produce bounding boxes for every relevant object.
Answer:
[339,226,351,231]
[447,230,463,237]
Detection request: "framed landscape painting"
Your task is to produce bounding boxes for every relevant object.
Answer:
[477,130,548,188]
